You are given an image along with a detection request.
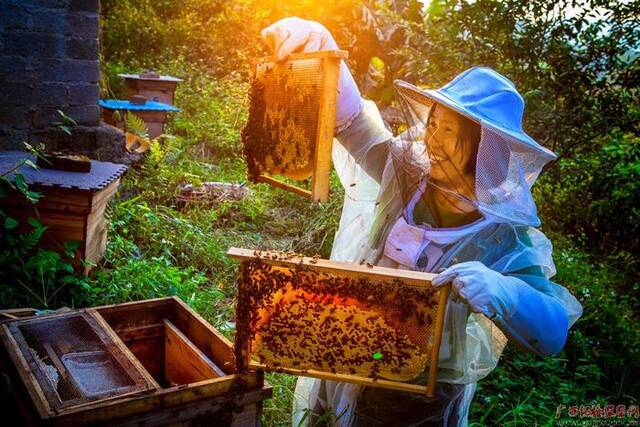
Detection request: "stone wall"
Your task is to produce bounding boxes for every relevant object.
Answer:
[0,0,101,150]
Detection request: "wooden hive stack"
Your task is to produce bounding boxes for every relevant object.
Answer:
[119,71,183,106]
[0,151,127,273]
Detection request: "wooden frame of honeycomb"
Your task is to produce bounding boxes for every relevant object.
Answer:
[241,50,347,203]
[229,247,450,397]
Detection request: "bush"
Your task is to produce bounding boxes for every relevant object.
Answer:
[472,235,640,423]
[536,130,640,270]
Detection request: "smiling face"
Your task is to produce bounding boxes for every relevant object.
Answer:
[423,104,480,200]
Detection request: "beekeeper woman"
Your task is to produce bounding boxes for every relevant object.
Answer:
[261,17,583,426]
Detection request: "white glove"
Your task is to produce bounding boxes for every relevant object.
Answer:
[260,17,362,132]
[433,261,519,319]
[433,261,570,356]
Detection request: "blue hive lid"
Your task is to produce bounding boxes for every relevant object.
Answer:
[118,73,182,82]
[99,99,180,112]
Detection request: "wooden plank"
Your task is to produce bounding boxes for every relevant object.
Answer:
[427,284,449,397]
[42,342,68,379]
[84,201,108,264]
[249,362,429,394]
[171,296,236,374]
[101,388,271,427]
[0,312,18,320]
[159,373,261,407]
[256,174,312,198]
[0,308,36,320]
[52,373,263,425]
[0,186,93,212]
[0,324,53,418]
[227,247,436,288]
[95,297,175,331]
[163,318,225,385]
[310,55,340,203]
[90,177,121,208]
[84,178,120,271]
[87,310,161,391]
[0,207,86,234]
[262,50,348,62]
[115,323,165,342]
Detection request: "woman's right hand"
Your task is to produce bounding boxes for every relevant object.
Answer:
[260,17,362,132]
[261,17,338,61]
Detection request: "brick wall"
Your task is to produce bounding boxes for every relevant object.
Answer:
[0,0,101,150]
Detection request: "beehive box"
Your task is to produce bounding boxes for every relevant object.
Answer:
[99,99,180,139]
[0,297,271,426]
[119,72,182,106]
[0,151,127,274]
[228,248,449,397]
[241,51,347,203]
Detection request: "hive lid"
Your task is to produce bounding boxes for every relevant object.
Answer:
[99,99,180,112]
[118,72,183,82]
[0,151,127,191]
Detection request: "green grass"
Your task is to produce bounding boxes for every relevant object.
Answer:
[263,373,298,426]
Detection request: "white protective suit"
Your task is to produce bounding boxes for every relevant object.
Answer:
[292,82,583,425]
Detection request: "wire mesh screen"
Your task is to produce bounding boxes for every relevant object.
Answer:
[7,312,153,409]
[242,57,322,181]
[231,249,447,391]
[241,51,345,202]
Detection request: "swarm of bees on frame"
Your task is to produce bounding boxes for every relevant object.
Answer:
[235,250,440,382]
[241,59,321,182]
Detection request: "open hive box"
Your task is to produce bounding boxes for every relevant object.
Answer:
[241,50,347,203]
[0,297,271,426]
[228,248,449,397]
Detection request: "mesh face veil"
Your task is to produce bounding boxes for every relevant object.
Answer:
[394,97,481,228]
[394,80,556,227]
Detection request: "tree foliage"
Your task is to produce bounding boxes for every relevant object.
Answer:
[102,1,639,264]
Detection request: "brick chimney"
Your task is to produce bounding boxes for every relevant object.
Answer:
[0,0,132,163]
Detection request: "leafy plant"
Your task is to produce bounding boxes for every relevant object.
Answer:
[52,110,78,136]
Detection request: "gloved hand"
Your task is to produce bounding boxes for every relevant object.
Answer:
[261,17,362,132]
[433,261,570,356]
[432,261,519,319]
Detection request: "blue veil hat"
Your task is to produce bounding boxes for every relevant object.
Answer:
[394,67,557,226]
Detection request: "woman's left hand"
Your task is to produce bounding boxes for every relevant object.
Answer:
[432,261,519,320]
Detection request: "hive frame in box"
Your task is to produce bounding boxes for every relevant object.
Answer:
[247,50,347,203]
[0,309,159,417]
[228,247,450,397]
[0,297,271,426]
